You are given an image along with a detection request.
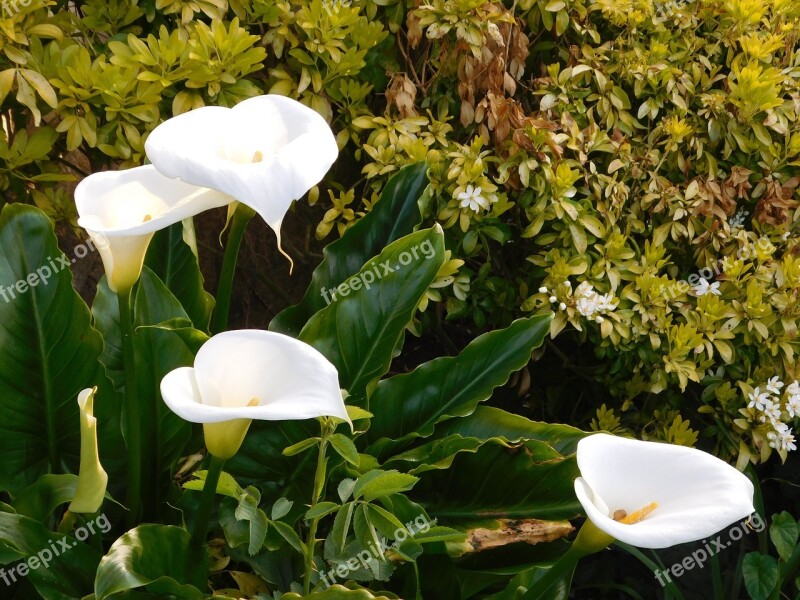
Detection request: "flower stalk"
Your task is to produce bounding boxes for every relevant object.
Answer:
[303,420,334,595]
[210,203,255,334]
[191,455,226,547]
[118,286,143,526]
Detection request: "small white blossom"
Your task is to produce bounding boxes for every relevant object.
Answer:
[787,380,800,397]
[549,295,557,303]
[766,376,784,395]
[693,278,721,296]
[760,398,782,424]
[538,286,549,293]
[457,185,491,213]
[767,422,797,452]
[787,395,800,419]
[559,302,567,310]
[748,387,770,411]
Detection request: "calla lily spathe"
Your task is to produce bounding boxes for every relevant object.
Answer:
[144,94,338,252]
[574,433,755,548]
[160,329,350,460]
[69,388,108,514]
[75,165,230,292]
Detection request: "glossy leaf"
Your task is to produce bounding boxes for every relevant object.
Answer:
[742,552,778,600]
[0,204,109,494]
[433,406,586,455]
[367,315,552,445]
[413,439,580,521]
[271,162,428,336]
[145,221,215,331]
[299,226,445,403]
[12,474,77,522]
[92,269,195,481]
[94,524,206,599]
[0,510,101,599]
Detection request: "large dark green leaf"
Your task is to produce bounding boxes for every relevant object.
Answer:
[0,204,108,494]
[367,315,552,446]
[94,524,206,599]
[433,406,586,456]
[145,221,214,331]
[12,474,77,522]
[271,162,429,336]
[0,510,101,599]
[299,226,445,403]
[282,586,398,599]
[413,439,580,521]
[92,269,194,480]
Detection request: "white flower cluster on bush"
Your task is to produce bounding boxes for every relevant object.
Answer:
[747,377,799,452]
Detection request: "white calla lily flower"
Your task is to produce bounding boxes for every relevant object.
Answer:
[144,94,338,253]
[75,165,230,292]
[160,329,350,460]
[574,433,754,549]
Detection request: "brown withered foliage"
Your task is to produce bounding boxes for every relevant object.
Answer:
[755,176,800,227]
[454,519,574,555]
[386,73,418,118]
[456,8,529,137]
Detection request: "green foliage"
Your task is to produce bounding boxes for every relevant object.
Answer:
[4,0,796,463]
[1,0,800,597]
[0,169,587,598]
[742,511,800,600]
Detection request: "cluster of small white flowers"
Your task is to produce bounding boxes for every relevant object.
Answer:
[747,377,799,452]
[540,281,617,323]
[573,281,616,322]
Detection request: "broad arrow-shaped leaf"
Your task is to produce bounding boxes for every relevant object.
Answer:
[299,226,445,404]
[92,268,195,485]
[367,314,552,447]
[271,162,429,336]
[0,204,111,494]
[145,220,214,332]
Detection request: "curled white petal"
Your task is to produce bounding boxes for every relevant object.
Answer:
[75,165,230,291]
[145,95,338,249]
[575,433,754,548]
[160,329,351,425]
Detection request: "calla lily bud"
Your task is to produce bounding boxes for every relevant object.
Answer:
[75,165,231,293]
[69,388,108,514]
[574,433,755,549]
[160,330,350,460]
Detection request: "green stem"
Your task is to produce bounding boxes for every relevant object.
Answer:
[191,456,226,547]
[118,287,142,527]
[303,424,331,595]
[615,542,687,600]
[522,545,584,600]
[522,518,614,599]
[210,203,255,334]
